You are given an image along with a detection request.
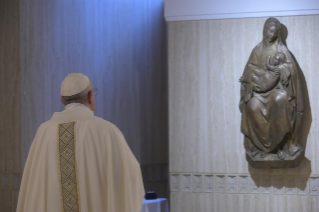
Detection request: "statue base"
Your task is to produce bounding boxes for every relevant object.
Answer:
[246,146,305,169]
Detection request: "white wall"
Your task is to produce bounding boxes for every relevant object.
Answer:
[165,0,319,21]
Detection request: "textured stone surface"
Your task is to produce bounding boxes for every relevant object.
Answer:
[171,192,319,212]
[0,0,21,211]
[204,175,214,192]
[1,173,11,190]
[169,15,319,211]
[170,173,319,211]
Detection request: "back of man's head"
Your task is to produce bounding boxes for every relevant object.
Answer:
[60,73,95,111]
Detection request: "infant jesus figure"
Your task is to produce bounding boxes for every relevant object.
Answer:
[266,52,294,101]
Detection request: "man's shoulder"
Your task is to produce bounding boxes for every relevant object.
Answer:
[81,116,123,137]
[37,120,52,131]
[87,116,117,129]
[40,115,121,135]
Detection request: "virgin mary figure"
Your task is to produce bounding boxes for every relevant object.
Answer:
[239,17,304,161]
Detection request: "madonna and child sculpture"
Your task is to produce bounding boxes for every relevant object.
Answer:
[239,17,305,168]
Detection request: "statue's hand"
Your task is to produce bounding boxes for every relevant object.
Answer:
[266,56,275,71]
[270,67,280,75]
[239,76,249,83]
[239,76,243,83]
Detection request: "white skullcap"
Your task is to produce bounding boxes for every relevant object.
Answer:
[61,73,90,96]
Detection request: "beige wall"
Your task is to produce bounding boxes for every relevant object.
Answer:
[168,15,319,211]
[0,0,21,211]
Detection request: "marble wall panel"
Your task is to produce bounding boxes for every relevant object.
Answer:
[170,173,319,211]
[169,15,319,211]
[181,174,192,192]
[170,173,319,196]
[0,0,21,211]
[170,174,180,192]
[192,175,202,192]
[203,175,214,192]
[238,175,249,193]
[171,192,319,212]
[273,176,284,195]
[309,177,319,195]
[20,0,168,198]
[285,175,296,194]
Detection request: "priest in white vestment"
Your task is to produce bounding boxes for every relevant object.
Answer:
[17,73,145,212]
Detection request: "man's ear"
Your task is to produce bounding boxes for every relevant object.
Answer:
[88,90,94,104]
[61,97,65,105]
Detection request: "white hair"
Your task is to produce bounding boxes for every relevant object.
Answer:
[61,82,93,105]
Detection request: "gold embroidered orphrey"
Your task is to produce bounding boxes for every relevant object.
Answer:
[57,122,81,212]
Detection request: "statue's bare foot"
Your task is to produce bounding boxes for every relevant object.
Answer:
[277,150,286,160]
[286,145,301,156]
[261,151,269,158]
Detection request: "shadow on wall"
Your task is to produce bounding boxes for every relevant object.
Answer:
[249,158,311,193]
[248,23,313,191]
[99,0,169,199]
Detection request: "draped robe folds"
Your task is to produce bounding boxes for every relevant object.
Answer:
[240,37,304,154]
[17,106,145,212]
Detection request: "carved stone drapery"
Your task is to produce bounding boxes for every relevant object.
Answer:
[239,17,305,168]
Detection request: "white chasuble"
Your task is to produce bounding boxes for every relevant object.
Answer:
[17,106,145,212]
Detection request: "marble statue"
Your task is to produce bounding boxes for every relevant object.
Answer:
[239,17,305,168]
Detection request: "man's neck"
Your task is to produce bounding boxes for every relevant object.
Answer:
[65,103,90,110]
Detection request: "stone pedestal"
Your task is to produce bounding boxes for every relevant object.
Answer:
[246,147,305,168]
